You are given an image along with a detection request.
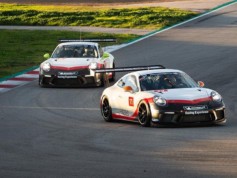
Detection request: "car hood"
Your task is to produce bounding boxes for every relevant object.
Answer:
[149,88,211,101]
[45,57,96,68]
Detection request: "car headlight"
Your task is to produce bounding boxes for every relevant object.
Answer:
[42,62,51,72]
[211,91,222,102]
[89,62,97,69]
[153,96,167,106]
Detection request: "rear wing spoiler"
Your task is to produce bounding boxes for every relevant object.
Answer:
[59,39,117,43]
[93,65,165,73]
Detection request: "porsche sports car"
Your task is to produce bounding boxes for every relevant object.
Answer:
[98,66,226,127]
[39,39,115,87]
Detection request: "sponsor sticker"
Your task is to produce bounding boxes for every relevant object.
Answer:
[58,71,78,76]
[129,97,134,106]
[183,105,208,111]
[114,109,132,117]
[57,76,77,79]
[185,110,209,115]
[154,89,168,93]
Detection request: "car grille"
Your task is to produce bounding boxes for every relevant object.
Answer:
[43,75,95,86]
[160,113,215,124]
[179,114,213,123]
[54,78,84,85]
[215,110,225,120]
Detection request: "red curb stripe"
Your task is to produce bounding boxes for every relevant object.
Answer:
[0,84,18,88]
[26,71,39,74]
[9,77,36,81]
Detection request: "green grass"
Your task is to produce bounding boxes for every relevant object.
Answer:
[0,3,197,29]
[0,3,198,79]
[0,3,115,11]
[0,29,138,79]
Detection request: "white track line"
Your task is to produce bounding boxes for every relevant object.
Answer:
[0,105,100,110]
[109,1,237,52]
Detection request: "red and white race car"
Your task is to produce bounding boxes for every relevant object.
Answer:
[97,66,226,127]
[39,39,115,87]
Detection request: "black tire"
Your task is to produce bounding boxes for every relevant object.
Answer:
[101,97,113,122]
[95,79,104,87]
[138,101,151,127]
[38,75,47,87]
[109,63,116,82]
[95,74,105,87]
[100,76,105,87]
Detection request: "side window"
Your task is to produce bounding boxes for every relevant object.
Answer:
[93,46,98,58]
[124,75,138,92]
[117,77,126,88]
[98,45,103,57]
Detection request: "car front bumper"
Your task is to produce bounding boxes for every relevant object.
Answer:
[150,104,226,125]
[39,69,103,87]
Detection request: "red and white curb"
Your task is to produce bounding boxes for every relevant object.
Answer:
[0,68,39,93]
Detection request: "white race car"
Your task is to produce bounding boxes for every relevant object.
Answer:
[98,66,226,127]
[39,39,115,87]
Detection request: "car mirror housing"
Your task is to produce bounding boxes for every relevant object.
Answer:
[198,81,205,87]
[123,86,133,92]
[43,53,50,59]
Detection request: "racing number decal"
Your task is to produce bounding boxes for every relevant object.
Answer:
[129,97,134,107]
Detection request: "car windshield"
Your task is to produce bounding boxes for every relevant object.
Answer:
[51,44,98,58]
[139,72,198,91]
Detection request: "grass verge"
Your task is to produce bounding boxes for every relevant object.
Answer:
[0,3,197,29]
[0,3,198,79]
[0,29,139,79]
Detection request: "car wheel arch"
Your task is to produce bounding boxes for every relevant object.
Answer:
[100,95,113,122]
[137,99,152,127]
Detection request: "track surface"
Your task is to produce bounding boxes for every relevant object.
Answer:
[1,3,237,178]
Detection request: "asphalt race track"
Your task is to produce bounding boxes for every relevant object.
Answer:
[0,3,237,178]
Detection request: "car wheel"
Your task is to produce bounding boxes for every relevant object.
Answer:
[39,75,47,87]
[138,101,151,127]
[95,77,104,87]
[101,97,113,122]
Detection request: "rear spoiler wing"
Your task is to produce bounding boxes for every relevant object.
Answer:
[93,65,165,87]
[59,39,117,43]
[93,65,165,73]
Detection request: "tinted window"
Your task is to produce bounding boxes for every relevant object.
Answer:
[98,45,103,57]
[117,78,126,88]
[52,44,98,58]
[139,72,198,91]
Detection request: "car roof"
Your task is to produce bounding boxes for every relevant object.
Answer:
[58,42,99,47]
[130,69,185,77]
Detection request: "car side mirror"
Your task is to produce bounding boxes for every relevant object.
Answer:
[123,86,133,92]
[102,52,109,59]
[43,53,50,59]
[198,81,205,88]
